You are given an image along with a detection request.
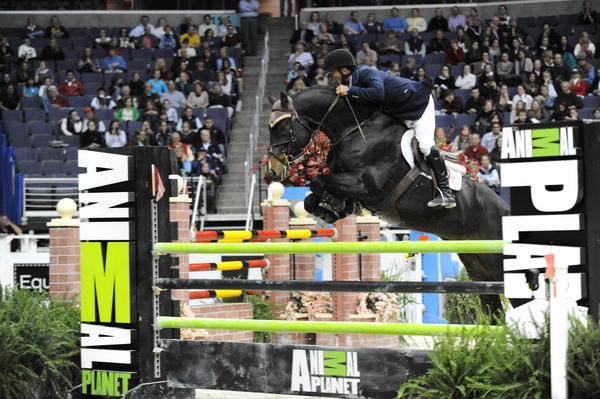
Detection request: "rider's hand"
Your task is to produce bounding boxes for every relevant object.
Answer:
[336,85,349,96]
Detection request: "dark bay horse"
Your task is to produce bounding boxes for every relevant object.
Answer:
[267,87,510,291]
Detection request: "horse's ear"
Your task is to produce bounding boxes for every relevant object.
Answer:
[268,94,277,105]
[280,91,289,109]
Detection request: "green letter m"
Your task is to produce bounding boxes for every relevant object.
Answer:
[532,128,560,157]
[81,242,131,323]
[323,351,347,376]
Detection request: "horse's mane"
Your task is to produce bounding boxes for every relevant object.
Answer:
[291,84,381,119]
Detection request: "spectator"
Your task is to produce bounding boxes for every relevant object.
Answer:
[404,29,425,58]
[177,39,197,59]
[34,60,53,83]
[316,24,336,45]
[513,50,533,75]
[40,38,65,61]
[128,129,152,146]
[448,6,466,32]
[466,40,483,66]
[155,120,172,146]
[445,40,464,65]
[523,72,540,97]
[576,54,595,84]
[135,26,159,49]
[129,72,145,97]
[465,87,485,114]
[43,85,69,111]
[21,78,38,98]
[91,87,116,110]
[574,32,596,59]
[406,8,427,33]
[380,31,403,56]
[480,63,499,88]
[196,129,224,164]
[221,24,242,48]
[0,37,14,73]
[594,108,600,119]
[441,90,463,115]
[455,28,471,53]
[93,29,112,49]
[465,16,482,43]
[556,78,584,107]
[160,80,186,109]
[324,13,343,35]
[78,47,101,73]
[475,99,498,133]
[496,52,514,77]
[288,78,306,95]
[202,117,226,151]
[476,154,500,193]
[528,99,550,123]
[199,14,218,37]
[80,120,105,148]
[344,11,366,35]
[114,97,140,122]
[488,39,502,63]
[177,107,202,131]
[56,70,83,98]
[60,109,83,136]
[290,22,314,47]
[155,17,168,38]
[0,214,23,251]
[169,132,195,171]
[497,84,512,112]
[141,100,160,125]
[306,11,322,35]
[0,84,20,110]
[239,0,259,56]
[191,60,215,85]
[159,26,177,49]
[356,42,378,65]
[450,125,471,152]
[176,71,193,97]
[365,13,382,34]
[209,83,234,118]
[288,41,314,69]
[102,47,127,73]
[464,133,489,162]
[82,107,106,133]
[481,122,503,151]
[496,5,511,26]
[415,67,429,83]
[44,15,69,38]
[23,16,44,39]
[383,8,407,33]
[104,120,127,147]
[569,70,587,97]
[455,64,476,90]
[434,65,455,95]
[17,38,36,64]
[160,99,178,124]
[427,30,449,54]
[335,34,356,54]
[512,85,533,109]
[428,8,448,32]
[15,62,33,85]
[178,16,196,36]
[130,15,158,37]
[549,53,571,82]
[579,0,597,25]
[216,47,236,70]
[514,109,532,124]
[180,25,200,47]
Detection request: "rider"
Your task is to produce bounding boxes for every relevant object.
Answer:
[323,49,456,209]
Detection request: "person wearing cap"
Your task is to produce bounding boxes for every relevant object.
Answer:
[323,48,456,208]
[83,107,107,133]
[569,69,587,97]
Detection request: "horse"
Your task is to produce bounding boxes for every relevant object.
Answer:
[266,87,510,312]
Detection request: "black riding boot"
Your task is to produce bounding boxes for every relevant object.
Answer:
[426,146,456,209]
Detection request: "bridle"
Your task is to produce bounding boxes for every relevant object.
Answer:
[267,95,340,179]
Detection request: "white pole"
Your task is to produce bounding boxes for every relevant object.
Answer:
[245,174,257,230]
[190,176,204,232]
[548,254,569,399]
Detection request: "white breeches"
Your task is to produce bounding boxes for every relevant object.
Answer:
[405,95,436,157]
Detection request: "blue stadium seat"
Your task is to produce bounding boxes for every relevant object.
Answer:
[154,49,175,59]
[64,49,81,60]
[42,160,66,176]
[14,147,38,161]
[425,64,442,77]
[425,54,445,65]
[70,37,89,49]
[127,121,142,134]
[69,96,90,108]
[24,109,46,122]
[401,54,423,65]
[48,109,69,122]
[450,64,464,77]
[70,27,89,38]
[95,109,114,121]
[584,96,600,108]
[57,60,80,72]
[31,134,53,148]
[84,82,102,96]
[454,89,470,101]
[62,136,81,147]
[38,147,64,161]
[21,97,42,110]
[18,160,42,175]
[131,48,154,60]
[378,54,400,66]
[65,147,79,160]
[8,131,31,148]
[2,109,23,122]
[435,115,453,127]
[579,108,594,119]
[5,122,28,136]
[536,15,559,26]
[81,73,104,83]
[66,160,83,175]
[455,113,477,127]
[30,123,54,135]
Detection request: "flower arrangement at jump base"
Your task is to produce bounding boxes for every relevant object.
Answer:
[179,303,208,340]
[284,292,333,320]
[356,292,400,322]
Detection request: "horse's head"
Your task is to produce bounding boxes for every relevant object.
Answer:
[267,91,314,182]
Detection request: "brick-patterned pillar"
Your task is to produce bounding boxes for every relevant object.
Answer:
[356,215,381,281]
[168,176,192,302]
[289,200,316,281]
[47,198,80,302]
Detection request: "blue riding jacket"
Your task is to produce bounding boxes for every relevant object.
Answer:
[347,66,432,121]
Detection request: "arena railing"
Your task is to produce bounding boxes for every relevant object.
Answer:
[21,177,78,225]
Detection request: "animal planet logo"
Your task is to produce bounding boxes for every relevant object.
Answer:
[291,349,361,395]
[501,126,576,159]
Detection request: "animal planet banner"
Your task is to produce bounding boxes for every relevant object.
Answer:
[499,121,597,334]
[161,339,431,398]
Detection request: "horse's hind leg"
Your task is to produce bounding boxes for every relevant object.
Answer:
[458,253,505,320]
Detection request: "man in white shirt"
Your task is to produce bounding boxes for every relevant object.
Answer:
[18,38,37,62]
[287,41,314,69]
[356,42,378,65]
[129,15,158,37]
[199,14,218,37]
[512,84,533,109]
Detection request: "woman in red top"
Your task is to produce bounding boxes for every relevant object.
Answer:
[445,39,464,65]
[569,70,587,97]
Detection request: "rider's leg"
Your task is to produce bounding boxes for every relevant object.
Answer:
[411,95,456,209]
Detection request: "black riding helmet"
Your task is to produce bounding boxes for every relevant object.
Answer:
[324,49,357,72]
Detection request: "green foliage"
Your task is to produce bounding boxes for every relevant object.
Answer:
[0,289,80,399]
[247,293,276,343]
[567,316,600,398]
[443,269,488,325]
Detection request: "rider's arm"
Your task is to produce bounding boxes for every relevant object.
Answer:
[347,68,385,103]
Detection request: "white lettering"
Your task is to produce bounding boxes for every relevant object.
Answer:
[80,221,133,241]
[81,323,133,347]
[560,127,576,156]
[79,192,134,219]
[78,151,132,190]
[291,350,312,392]
[502,214,583,242]
[503,243,583,272]
[80,348,132,369]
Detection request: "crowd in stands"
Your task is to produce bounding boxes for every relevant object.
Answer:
[0,13,247,213]
[288,1,600,193]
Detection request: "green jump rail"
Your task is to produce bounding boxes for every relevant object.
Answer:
[153,240,505,254]
[155,316,500,336]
